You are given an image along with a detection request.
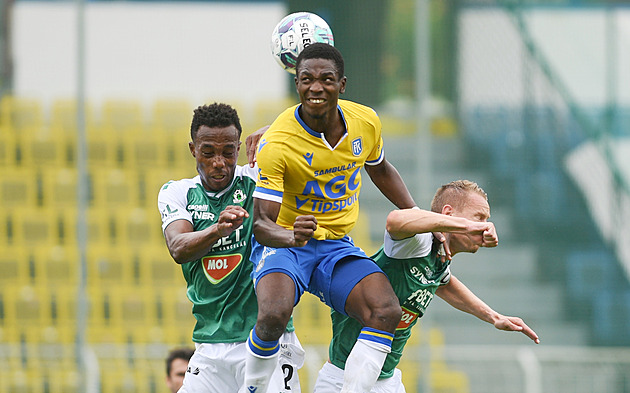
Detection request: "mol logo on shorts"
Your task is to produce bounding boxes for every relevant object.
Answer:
[202,254,242,284]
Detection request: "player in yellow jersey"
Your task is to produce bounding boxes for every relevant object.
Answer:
[244,43,418,393]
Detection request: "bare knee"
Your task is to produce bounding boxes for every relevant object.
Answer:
[255,272,296,341]
[346,273,402,332]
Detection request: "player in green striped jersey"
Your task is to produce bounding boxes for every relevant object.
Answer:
[314,180,539,393]
[158,103,303,393]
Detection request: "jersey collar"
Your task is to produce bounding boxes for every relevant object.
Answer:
[294,104,349,147]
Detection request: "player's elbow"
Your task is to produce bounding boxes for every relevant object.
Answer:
[385,210,405,234]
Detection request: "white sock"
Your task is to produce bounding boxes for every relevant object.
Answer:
[341,328,393,393]
[244,328,280,393]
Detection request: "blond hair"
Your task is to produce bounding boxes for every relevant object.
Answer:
[430,180,487,213]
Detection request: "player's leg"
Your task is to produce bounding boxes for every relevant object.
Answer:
[313,361,345,393]
[245,272,296,393]
[330,258,402,393]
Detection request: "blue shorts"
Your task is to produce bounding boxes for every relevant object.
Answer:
[250,235,383,315]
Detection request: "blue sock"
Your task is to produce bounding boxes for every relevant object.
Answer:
[247,325,279,357]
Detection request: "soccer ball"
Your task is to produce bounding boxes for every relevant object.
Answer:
[270,12,334,74]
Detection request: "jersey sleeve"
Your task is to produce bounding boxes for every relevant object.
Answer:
[383,230,433,259]
[365,114,384,166]
[252,139,285,203]
[157,180,193,232]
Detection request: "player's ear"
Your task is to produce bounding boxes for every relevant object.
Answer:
[189,141,196,158]
[339,76,347,94]
[442,204,454,216]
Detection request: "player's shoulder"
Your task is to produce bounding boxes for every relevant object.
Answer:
[158,175,201,196]
[233,164,258,183]
[338,99,381,136]
[339,99,380,122]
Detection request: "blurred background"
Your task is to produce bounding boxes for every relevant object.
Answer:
[0,0,629,392]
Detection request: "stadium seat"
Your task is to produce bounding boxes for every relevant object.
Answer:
[10,207,63,247]
[119,127,172,170]
[89,168,142,208]
[100,99,145,132]
[150,98,193,133]
[50,97,96,132]
[101,285,160,344]
[86,245,136,287]
[0,167,39,208]
[158,286,196,345]
[85,126,124,169]
[40,168,78,209]
[253,97,296,129]
[1,284,52,343]
[136,245,183,287]
[112,206,163,247]
[0,96,44,132]
[31,245,79,287]
[292,295,333,345]
[0,245,31,286]
[0,130,18,167]
[19,127,71,168]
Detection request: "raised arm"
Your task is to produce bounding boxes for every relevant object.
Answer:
[253,198,317,248]
[364,159,416,210]
[436,275,540,344]
[164,205,248,264]
[386,207,496,241]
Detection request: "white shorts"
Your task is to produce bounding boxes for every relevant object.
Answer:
[313,361,406,393]
[179,331,304,393]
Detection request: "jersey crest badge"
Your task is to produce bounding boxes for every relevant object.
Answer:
[351,137,363,156]
[233,189,246,204]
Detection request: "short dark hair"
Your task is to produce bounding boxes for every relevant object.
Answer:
[190,103,242,141]
[296,42,344,77]
[165,347,195,376]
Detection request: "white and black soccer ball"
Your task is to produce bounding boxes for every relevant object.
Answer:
[270,12,334,74]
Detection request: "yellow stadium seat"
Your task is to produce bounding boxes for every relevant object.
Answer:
[137,245,184,287]
[60,206,116,246]
[0,245,31,286]
[253,97,296,129]
[31,245,79,286]
[113,206,163,247]
[50,97,96,132]
[86,126,123,168]
[89,168,141,208]
[159,286,196,345]
[10,207,62,247]
[103,286,160,343]
[151,98,193,134]
[1,284,52,343]
[40,168,78,209]
[0,130,18,167]
[101,99,145,132]
[86,245,136,287]
[19,127,71,168]
[0,167,39,207]
[291,294,333,345]
[119,127,172,170]
[0,95,44,132]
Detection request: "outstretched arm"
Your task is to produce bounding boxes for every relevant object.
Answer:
[164,205,248,264]
[436,275,540,344]
[364,159,416,210]
[386,207,498,244]
[253,198,317,248]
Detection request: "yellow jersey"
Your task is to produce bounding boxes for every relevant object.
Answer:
[253,99,384,240]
